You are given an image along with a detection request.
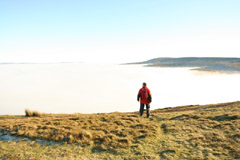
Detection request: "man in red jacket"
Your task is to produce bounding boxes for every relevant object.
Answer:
[137,82,152,118]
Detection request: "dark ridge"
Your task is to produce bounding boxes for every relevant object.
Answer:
[125,57,240,73]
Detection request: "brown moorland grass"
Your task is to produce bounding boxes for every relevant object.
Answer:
[0,112,159,152]
[0,101,240,159]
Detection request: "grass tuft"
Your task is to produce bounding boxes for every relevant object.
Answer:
[32,111,41,117]
[25,109,41,117]
[25,109,33,117]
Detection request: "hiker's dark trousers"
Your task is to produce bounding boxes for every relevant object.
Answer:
[140,103,150,118]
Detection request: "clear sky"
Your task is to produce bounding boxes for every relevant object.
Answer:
[1,0,240,63]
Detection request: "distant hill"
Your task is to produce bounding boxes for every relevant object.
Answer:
[127,57,240,73]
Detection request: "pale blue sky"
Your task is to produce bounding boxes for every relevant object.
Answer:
[1,0,240,63]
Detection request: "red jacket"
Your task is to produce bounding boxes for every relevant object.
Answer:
[138,87,152,104]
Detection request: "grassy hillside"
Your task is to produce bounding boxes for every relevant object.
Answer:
[0,101,240,160]
[127,57,240,73]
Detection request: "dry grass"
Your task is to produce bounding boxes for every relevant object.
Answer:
[0,112,158,152]
[0,101,240,159]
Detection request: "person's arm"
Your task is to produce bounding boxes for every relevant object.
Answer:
[137,89,141,101]
[148,89,152,103]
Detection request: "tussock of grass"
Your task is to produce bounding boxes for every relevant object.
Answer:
[0,101,240,159]
[32,111,41,117]
[25,109,41,117]
[25,109,33,117]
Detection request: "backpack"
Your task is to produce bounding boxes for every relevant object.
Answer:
[142,88,152,102]
[141,88,149,99]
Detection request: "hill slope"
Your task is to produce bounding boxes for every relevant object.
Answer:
[127,57,240,73]
[0,101,240,159]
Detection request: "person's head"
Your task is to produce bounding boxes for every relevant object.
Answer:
[142,82,147,87]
